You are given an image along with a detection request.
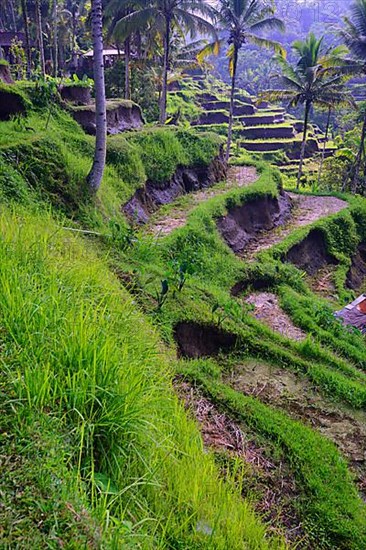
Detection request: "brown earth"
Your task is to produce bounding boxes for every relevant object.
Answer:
[60,85,91,106]
[217,191,293,254]
[174,322,237,359]
[147,165,257,235]
[124,153,228,224]
[245,292,306,341]
[175,378,308,546]
[0,89,27,120]
[346,244,366,291]
[284,228,338,276]
[0,64,13,84]
[71,100,144,135]
[240,193,347,260]
[224,360,366,499]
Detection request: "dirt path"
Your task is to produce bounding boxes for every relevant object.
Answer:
[175,378,307,546]
[148,166,257,237]
[224,360,366,499]
[245,292,306,341]
[242,193,348,260]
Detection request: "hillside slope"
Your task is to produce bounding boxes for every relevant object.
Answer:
[2,91,366,549]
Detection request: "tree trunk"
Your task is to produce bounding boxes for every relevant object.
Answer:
[87,0,107,193]
[53,0,58,77]
[21,0,32,78]
[352,111,366,194]
[226,44,238,163]
[297,100,311,189]
[159,15,170,125]
[318,105,331,187]
[124,36,131,100]
[35,0,46,77]
[9,0,17,32]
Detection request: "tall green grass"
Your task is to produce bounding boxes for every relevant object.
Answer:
[0,207,284,548]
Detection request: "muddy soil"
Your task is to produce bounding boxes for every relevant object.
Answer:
[284,228,338,276]
[308,265,338,300]
[347,244,366,291]
[240,193,347,260]
[245,292,306,341]
[217,191,293,254]
[174,322,237,358]
[149,165,257,236]
[225,360,366,499]
[124,154,227,224]
[175,378,307,546]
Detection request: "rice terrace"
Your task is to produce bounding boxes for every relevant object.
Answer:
[3,0,366,548]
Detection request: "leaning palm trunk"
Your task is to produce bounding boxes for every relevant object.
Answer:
[160,16,171,125]
[124,36,131,100]
[21,0,32,78]
[226,44,238,163]
[318,106,332,187]
[352,112,366,194]
[297,100,311,189]
[87,0,107,192]
[35,0,46,77]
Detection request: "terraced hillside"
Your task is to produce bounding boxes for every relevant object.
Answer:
[168,76,337,175]
[2,86,366,549]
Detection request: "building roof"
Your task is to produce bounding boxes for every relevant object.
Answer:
[335,294,366,334]
[83,49,122,58]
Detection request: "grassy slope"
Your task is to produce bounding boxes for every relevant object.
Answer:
[2,100,366,548]
[0,108,284,548]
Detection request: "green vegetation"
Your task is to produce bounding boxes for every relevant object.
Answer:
[4,3,366,542]
[178,360,366,549]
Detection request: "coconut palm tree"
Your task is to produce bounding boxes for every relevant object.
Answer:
[262,33,350,188]
[107,0,216,124]
[35,0,46,77]
[199,0,285,162]
[338,0,366,191]
[104,3,135,100]
[21,0,32,77]
[317,88,356,185]
[87,0,107,192]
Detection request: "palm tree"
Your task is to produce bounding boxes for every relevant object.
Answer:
[262,33,349,188]
[104,3,135,100]
[35,0,46,77]
[199,0,285,162]
[87,0,107,192]
[21,0,32,77]
[317,89,356,185]
[108,0,216,124]
[338,0,366,192]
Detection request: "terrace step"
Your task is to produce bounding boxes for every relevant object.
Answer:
[239,126,295,140]
[236,114,285,125]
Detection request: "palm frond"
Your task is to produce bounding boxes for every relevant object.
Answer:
[196,39,223,64]
[113,8,158,42]
[246,34,286,58]
[249,16,285,34]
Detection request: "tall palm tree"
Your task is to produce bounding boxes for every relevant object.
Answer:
[108,0,216,124]
[21,0,32,78]
[35,0,46,77]
[199,0,285,162]
[338,0,366,192]
[104,3,135,100]
[87,0,107,192]
[317,89,356,185]
[262,33,349,188]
